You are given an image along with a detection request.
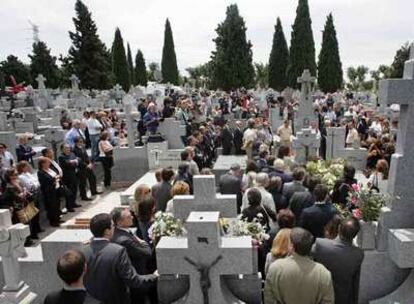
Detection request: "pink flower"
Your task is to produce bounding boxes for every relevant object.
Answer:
[351,196,358,205]
[352,184,360,192]
[352,208,362,219]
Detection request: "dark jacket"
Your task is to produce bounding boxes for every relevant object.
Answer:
[219,172,242,210]
[111,227,153,274]
[83,240,156,304]
[73,145,91,170]
[269,169,293,185]
[282,181,307,201]
[16,144,35,165]
[233,128,243,153]
[300,203,337,238]
[312,238,364,304]
[221,125,233,155]
[44,289,100,304]
[58,153,79,185]
[155,181,172,212]
[289,191,315,221]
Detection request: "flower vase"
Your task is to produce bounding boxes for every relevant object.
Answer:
[357,221,377,250]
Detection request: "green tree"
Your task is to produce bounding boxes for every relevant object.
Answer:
[255,63,268,88]
[161,19,179,84]
[68,0,113,89]
[29,41,60,88]
[317,13,343,93]
[58,55,75,88]
[286,0,316,88]
[111,28,130,90]
[346,65,369,90]
[389,42,410,78]
[210,4,255,90]
[135,49,148,86]
[0,55,31,87]
[268,17,289,91]
[127,43,135,86]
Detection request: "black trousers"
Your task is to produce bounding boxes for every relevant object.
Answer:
[64,181,78,208]
[101,157,113,187]
[78,168,98,198]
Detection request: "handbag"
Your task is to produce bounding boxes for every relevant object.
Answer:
[16,201,39,224]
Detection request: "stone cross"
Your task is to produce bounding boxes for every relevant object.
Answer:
[35,74,47,90]
[158,118,186,149]
[377,43,414,249]
[295,69,316,132]
[293,128,320,163]
[156,211,260,304]
[44,128,65,160]
[114,84,123,101]
[0,209,37,303]
[0,112,8,131]
[150,146,163,167]
[172,175,238,220]
[70,74,80,91]
[123,95,139,148]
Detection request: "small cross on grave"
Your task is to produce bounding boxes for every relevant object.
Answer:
[35,74,47,91]
[70,74,80,91]
[123,95,139,148]
[293,128,320,163]
[172,175,237,220]
[114,84,123,102]
[295,69,317,132]
[0,209,37,303]
[156,211,260,304]
[150,146,163,167]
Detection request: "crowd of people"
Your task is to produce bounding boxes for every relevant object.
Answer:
[0,87,398,303]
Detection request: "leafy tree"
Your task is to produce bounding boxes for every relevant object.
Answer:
[346,65,369,90]
[255,63,268,88]
[317,13,343,93]
[268,17,289,91]
[127,43,135,85]
[0,55,31,87]
[186,62,213,88]
[210,4,255,90]
[134,49,148,86]
[29,41,60,88]
[58,55,75,88]
[68,0,113,89]
[286,0,316,88]
[111,28,130,90]
[161,19,179,84]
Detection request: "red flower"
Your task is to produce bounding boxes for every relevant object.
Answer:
[352,208,362,219]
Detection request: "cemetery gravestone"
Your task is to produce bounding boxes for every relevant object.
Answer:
[158,118,186,149]
[156,211,261,304]
[294,70,317,132]
[172,175,237,220]
[213,155,247,182]
[0,210,37,304]
[292,129,320,164]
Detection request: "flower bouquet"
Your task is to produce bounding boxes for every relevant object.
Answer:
[347,184,391,222]
[149,211,186,239]
[229,215,269,243]
[305,159,344,190]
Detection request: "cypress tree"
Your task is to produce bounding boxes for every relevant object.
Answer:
[29,41,60,88]
[268,17,289,91]
[127,43,135,85]
[286,0,316,88]
[210,4,255,90]
[111,28,130,90]
[161,19,179,84]
[390,43,410,78]
[317,13,343,93]
[135,50,148,86]
[68,0,112,89]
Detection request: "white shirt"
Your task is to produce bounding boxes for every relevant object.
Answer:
[241,186,276,213]
[18,172,40,192]
[46,168,60,189]
[243,128,257,144]
[86,118,103,135]
[0,151,14,169]
[50,159,63,177]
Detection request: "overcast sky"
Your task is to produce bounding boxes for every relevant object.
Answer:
[0,0,413,76]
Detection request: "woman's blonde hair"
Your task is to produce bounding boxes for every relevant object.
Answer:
[171,181,190,196]
[271,228,292,259]
[132,184,151,214]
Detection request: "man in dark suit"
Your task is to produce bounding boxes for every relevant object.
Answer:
[312,217,365,304]
[221,121,233,155]
[289,175,320,220]
[219,164,243,212]
[282,167,307,201]
[83,213,158,304]
[299,184,337,238]
[59,143,81,211]
[233,120,244,155]
[44,250,100,304]
[111,208,156,304]
[73,137,101,201]
[154,167,174,212]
